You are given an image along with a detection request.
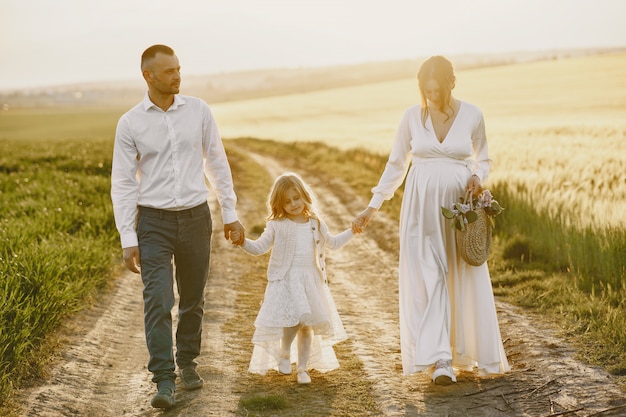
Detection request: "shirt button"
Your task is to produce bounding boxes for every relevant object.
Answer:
[316,240,320,244]
[312,227,316,230]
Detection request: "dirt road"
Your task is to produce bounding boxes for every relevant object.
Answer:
[16,151,626,416]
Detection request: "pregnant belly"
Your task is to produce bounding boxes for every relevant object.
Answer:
[412,160,469,195]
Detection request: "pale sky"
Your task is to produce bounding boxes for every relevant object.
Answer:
[1,0,625,90]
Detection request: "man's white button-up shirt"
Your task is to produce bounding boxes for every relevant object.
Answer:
[111,93,238,248]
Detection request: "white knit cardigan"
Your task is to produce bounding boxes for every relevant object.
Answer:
[240,217,354,283]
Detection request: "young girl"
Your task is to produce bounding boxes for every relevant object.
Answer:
[231,172,355,384]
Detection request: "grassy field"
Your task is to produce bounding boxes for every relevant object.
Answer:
[0,52,624,407]
[0,137,119,404]
[211,52,626,228]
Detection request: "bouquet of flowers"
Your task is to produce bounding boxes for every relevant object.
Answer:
[441,189,504,231]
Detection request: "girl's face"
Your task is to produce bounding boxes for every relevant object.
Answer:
[282,188,305,219]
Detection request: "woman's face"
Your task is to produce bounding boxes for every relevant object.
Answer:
[423,79,442,107]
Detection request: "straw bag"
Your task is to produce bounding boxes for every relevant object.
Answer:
[455,205,492,266]
[449,188,493,266]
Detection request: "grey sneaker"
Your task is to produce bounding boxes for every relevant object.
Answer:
[179,367,204,390]
[151,380,175,409]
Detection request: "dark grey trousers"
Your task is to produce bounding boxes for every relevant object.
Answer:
[137,202,212,384]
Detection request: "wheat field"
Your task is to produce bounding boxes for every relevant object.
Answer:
[211,53,626,228]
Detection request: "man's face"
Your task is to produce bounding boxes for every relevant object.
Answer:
[144,52,181,95]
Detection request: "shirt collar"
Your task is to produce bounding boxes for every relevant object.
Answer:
[142,93,186,112]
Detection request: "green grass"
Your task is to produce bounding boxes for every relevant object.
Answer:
[490,182,626,294]
[0,137,120,404]
[485,180,626,379]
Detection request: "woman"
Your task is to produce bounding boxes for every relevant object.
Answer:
[352,55,509,385]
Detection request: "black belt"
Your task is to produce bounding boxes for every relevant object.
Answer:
[138,202,208,219]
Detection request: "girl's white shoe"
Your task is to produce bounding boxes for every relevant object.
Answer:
[297,370,311,384]
[278,358,292,375]
[432,360,456,385]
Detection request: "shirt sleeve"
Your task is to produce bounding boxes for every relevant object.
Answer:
[470,110,492,182]
[369,110,413,209]
[202,105,239,225]
[110,114,140,248]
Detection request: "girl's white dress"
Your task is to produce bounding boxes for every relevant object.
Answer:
[240,218,352,374]
[369,101,510,376]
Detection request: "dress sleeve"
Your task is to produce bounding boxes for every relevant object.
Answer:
[470,110,492,183]
[369,109,413,209]
[240,221,275,255]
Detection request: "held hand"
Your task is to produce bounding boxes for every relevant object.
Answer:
[466,175,483,197]
[352,207,377,234]
[230,230,242,245]
[224,221,245,245]
[123,246,141,274]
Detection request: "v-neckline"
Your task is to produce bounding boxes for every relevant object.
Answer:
[428,101,462,144]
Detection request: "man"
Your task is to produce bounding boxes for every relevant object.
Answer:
[111,44,245,409]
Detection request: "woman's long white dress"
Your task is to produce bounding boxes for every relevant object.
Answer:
[369,101,510,376]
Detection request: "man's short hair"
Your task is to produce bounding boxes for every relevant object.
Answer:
[141,44,175,70]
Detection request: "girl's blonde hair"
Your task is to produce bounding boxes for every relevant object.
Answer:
[267,172,318,221]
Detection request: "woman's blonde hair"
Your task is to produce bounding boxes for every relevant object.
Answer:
[417,55,456,127]
[267,172,318,220]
